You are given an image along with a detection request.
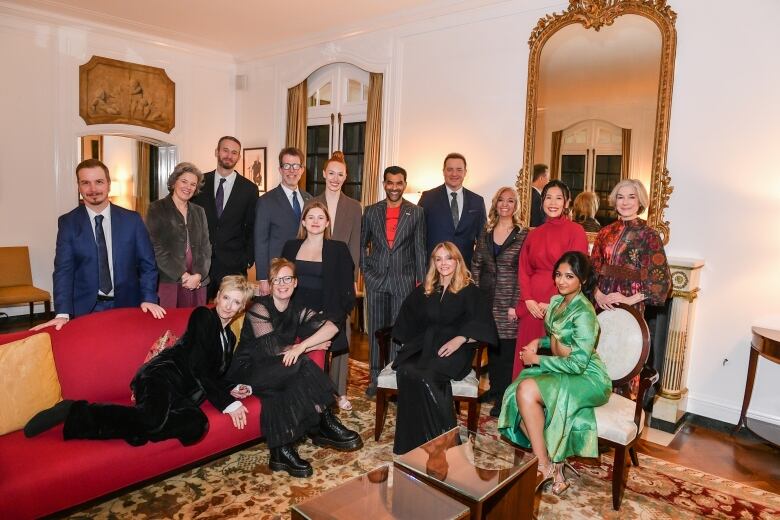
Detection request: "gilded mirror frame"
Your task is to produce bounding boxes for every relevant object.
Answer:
[516,0,677,244]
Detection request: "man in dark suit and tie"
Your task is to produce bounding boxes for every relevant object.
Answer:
[254,147,312,296]
[361,166,426,395]
[32,159,164,331]
[191,136,258,300]
[530,163,549,227]
[418,152,486,268]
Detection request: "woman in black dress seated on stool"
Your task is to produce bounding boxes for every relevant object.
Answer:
[392,241,497,455]
[227,258,362,478]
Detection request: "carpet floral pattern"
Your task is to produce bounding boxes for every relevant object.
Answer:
[69,361,780,519]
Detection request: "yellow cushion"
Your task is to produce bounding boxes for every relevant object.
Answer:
[0,333,62,435]
[230,313,245,351]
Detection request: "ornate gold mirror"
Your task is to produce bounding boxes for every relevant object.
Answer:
[516,0,677,243]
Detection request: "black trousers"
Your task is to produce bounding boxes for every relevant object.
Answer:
[488,338,516,403]
[62,361,208,446]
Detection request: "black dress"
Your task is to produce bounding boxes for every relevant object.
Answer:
[281,239,355,354]
[391,283,497,454]
[227,296,336,449]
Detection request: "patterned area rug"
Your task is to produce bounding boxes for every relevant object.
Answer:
[69,361,780,519]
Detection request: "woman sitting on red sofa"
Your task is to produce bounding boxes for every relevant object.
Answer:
[24,275,254,445]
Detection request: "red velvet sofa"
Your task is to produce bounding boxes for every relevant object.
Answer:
[0,307,325,519]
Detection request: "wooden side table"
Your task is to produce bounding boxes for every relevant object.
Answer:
[734,327,780,445]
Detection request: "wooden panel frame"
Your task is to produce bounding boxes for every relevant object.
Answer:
[79,56,175,134]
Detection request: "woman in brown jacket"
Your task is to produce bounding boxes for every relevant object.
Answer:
[471,187,527,416]
[146,162,211,308]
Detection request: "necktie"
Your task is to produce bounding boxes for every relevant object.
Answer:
[95,215,113,295]
[450,192,460,229]
[215,178,226,219]
[291,191,302,220]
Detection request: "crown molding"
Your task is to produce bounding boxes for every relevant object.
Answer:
[0,1,235,64]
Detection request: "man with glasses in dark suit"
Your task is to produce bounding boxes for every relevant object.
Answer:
[254,147,312,296]
[360,166,426,396]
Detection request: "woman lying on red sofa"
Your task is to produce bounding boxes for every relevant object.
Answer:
[24,275,255,445]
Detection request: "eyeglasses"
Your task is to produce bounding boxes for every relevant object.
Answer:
[271,276,295,285]
[281,163,302,171]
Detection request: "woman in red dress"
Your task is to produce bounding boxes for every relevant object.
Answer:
[513,180,588,379]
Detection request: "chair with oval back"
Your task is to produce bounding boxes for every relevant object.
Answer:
[594,303,656,510]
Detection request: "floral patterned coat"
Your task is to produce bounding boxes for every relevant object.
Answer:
[590,218,671,313]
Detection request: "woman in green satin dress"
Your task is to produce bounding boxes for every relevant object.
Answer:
[498,251,611,495]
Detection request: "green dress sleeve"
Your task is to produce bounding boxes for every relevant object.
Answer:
[538,297,599,375]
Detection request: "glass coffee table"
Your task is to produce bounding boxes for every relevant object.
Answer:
[290,464,469,520]
[394,427,538,520]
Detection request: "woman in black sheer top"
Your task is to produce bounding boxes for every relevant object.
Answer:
[228,258,362,478]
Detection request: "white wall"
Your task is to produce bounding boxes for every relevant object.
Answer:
[235,0,780,426]
[0,5,236,315]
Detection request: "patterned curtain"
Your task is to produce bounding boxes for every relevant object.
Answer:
[361,72,383,206]
[621,128,632,179]
[285,79,308,189]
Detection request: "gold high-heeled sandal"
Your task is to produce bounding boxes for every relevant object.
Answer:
[535,463,555,492]
[550,463,571,496]
[562,460,580,480]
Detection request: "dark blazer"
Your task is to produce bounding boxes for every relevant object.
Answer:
[418,185,486,267]
[310,192,362,281]
[152,306,237,412]
[145,195,211,284]
[254,185,312,280]
[471,226,528,339]
[53,203,158,317]
[281,238,355,353]
[190,171,258,277]
[530,188,545,227]
[360,199,426,296]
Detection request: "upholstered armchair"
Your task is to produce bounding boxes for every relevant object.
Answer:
[594,303,658,510]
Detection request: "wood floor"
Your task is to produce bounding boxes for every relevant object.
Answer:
[4,314,779,495]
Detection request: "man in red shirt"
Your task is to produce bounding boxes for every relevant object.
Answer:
[360,166,427,395]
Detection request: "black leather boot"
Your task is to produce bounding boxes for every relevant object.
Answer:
[269,444,313,478]
[309,408,363,451]
[24,400,76,437]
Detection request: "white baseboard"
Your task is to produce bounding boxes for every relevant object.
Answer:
[686,393,780,427]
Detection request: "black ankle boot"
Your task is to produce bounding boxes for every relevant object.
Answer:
[269,444,313,478]
[24,400,76,438]
[309,408,363,451]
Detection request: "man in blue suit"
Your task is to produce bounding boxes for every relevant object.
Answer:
[33,159,164,331]
[418,152,486,268]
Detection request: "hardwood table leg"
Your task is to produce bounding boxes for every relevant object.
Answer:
[734,345,759,434]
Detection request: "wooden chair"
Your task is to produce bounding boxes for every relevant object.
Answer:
[0,246,51,319]
[594,303,657,510]
[373,326,487,441]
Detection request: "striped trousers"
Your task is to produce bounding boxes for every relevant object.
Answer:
[366,289,407,385]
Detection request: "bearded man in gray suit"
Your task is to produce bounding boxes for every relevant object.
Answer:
[360,166,426,396]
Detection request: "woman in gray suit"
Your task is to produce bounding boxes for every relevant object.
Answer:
[310,151,362,410]
[146,162,211,308]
